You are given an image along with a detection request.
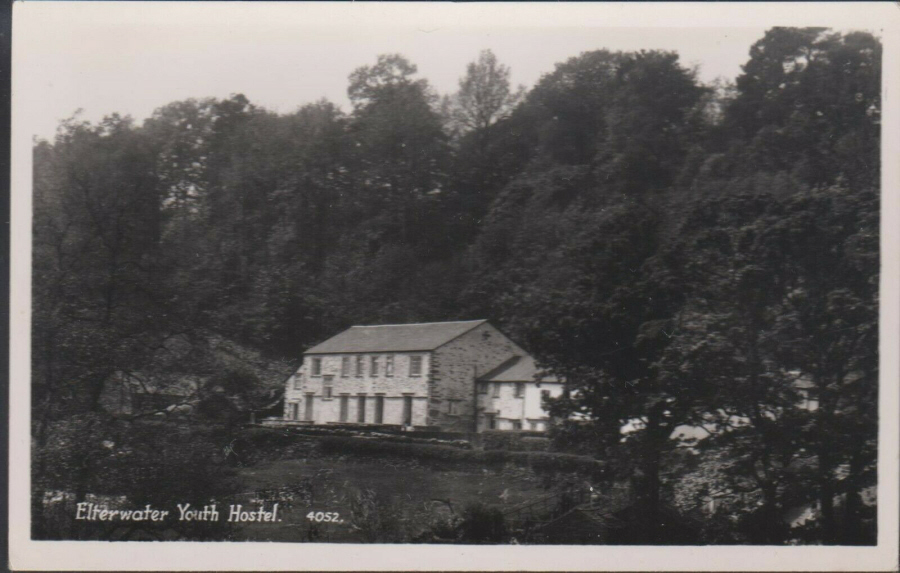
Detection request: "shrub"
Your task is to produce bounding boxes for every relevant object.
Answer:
[458,502,508,544]
[33,416,240,541]
[482,430,549,452]
[196,394,243,426]
[347,488,409,543]
[548,420,607,457]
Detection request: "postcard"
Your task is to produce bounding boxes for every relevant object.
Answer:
[9,2,900,570]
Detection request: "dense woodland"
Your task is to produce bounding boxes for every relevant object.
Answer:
[32,28,880,544]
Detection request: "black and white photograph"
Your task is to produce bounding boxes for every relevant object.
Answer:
[9,2,900,570]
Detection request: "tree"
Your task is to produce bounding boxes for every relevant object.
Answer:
[596,50,708,196]
[766,183,878,543]
[346,54,449,244]
[447,49,524,139]
[442,51,528,241]
[31,114,218,536]
[655,191,810,543]
[33,114,165,414]
[657,181,878,544]
[723,28,881,189]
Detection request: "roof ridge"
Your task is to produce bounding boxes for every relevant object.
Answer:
[304,319,492,354]
[350,319,487,328]
[477,355,523,381]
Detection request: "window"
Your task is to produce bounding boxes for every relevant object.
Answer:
[341,356,350,377]
[492,383,501,398]
[311,357,322,377]
[370,356,379,376]
[514,383,524,398]
[529,421,539,431]
[512,420,522,430]
[486,414,496,430]
[339,395,349,422]
[355,355,364,377]
[385,355,394,377]
[478,383,488,395]
[409,356,423,377]
[541,389,550,401]
[291,403,299,420]
[358,395,367,423]
[292,375,301,390]
[323,376,333,399]
[447,400,455,415]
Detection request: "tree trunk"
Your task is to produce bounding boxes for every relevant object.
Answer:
[642,402,667,543]
[817,446,837,544]
[760,481,783,544]
[841,447,867,544]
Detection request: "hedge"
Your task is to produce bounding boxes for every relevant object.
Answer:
[481,430,551,452]
[316,435,606,479]
[263,425,473,449]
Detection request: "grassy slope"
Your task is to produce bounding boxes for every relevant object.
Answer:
[231,455,553,543]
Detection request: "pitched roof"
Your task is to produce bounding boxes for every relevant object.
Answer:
[304,320,488,354]
[478,355,558,383]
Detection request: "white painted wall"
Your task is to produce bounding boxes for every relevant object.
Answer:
[477,381,564,431]
[284,352,430,426]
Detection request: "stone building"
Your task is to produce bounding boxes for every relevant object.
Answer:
[283,319,558,432]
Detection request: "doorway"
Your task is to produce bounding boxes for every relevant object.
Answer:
[358,395,367,423]
[339,395,349,422]
[402,395,413,426]
[374,395,384,424]
[304,393,314,421]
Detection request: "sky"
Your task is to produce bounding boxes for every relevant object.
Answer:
[12,2,872,141]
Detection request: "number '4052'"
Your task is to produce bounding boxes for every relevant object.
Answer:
[306,511,341,523]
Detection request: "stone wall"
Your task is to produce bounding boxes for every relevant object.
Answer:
[430,323,526,432]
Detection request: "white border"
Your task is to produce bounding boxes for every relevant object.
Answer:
[10,2,900,571]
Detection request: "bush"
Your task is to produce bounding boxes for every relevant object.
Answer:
[196,394,243,426]
[548,420,608,457]
[458,502,508,544]
[482,430,549,452]
[233,427,317,465]
[520,437,551,451]
[34,416,240,541]
[254,425,473,448]
[347,488,409,543]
